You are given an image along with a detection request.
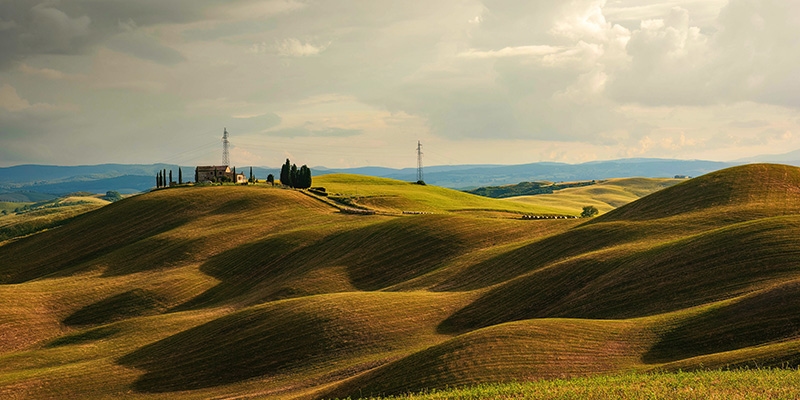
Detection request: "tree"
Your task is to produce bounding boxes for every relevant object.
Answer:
[178,168,183,184]
[290,163,298,188]
[169,170,173,185]
[103,191,123,202]
[267,174,274,185]
[249,167,255,183]
[280,159,291,186]
[297,165,312,188]
[581,205,599,218]
[156,172,160,188]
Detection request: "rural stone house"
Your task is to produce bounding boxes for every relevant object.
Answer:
[195,166,247,183]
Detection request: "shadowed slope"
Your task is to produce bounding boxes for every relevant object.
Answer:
[645,280,800,364]
[63,289,167,327]
[441,216,800,333]
[119,291,472,392]
[179,214,551,308]
[0,186,334,282]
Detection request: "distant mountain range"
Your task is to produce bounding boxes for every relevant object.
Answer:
[2,152,800,197]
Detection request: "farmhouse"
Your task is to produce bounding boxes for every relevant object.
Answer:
[195,165,247,183]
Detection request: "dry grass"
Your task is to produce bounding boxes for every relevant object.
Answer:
[1,165,800,399]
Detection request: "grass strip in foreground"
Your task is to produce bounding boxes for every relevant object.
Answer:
[348,369,800,399]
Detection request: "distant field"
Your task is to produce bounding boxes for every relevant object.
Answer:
[0,201,33,213]
[0,195,110,243]
[2,165,800,399]
[507,177,684,215]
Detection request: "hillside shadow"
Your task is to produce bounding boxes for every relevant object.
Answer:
[173,233,317,310]
[118,306,342,392]
[643,281,800,364]
[63,289,167,327]
[0,199,192,283]
[46,326,122,348]
[440,216,800,335]
[431,222,646,292]
[175,217,472,310]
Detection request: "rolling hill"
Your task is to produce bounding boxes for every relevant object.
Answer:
[1,165,800,399]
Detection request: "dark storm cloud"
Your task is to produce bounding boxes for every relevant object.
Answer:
[0,0,248,67]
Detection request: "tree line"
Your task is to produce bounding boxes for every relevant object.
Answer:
[156,168,183,188]
[280,159,312,188]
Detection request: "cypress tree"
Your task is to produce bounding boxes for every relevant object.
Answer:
[178,168,183,184]
[169,170,173,185]
[156,172,160,188]
[298,165,312,188]
[249,167,254,183]
[280,159,291,186]
[290,163,298,188]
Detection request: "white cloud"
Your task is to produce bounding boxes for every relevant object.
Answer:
[458,45,564,59]
[275,38,327,57]
[18,63,84,81]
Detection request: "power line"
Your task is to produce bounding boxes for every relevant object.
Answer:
[416,140,424,183]
[222,128,230,166]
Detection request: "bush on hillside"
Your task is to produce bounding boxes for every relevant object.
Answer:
[581,205,599,218]
[102,191,123,202]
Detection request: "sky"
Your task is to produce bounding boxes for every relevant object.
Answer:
[1,0,799,169]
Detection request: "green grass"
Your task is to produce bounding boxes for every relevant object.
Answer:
[315,174,568,215]
[1,164,800,399]
[0,201,34,213]
[349,369,800,399]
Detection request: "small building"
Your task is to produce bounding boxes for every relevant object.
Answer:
[196,165,231,182]
[195,165,249,184]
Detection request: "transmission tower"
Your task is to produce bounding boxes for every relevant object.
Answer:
[222,127,230,166]
[416,140,424,183]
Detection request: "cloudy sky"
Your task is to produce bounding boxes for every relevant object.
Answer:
[1,0,799,168]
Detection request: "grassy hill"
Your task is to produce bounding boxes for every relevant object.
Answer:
[313,174,573,216]
[1,165,800,399]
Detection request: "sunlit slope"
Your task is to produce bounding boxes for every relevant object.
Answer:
[315,174,567,215]
[507,177,683,215]
[322,318,651,398]
[599,163,800,222]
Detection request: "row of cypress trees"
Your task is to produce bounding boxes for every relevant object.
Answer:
[156,168,183,188]
[280,158,312,188]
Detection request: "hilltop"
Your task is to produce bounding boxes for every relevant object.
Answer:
[1,164,800,399]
